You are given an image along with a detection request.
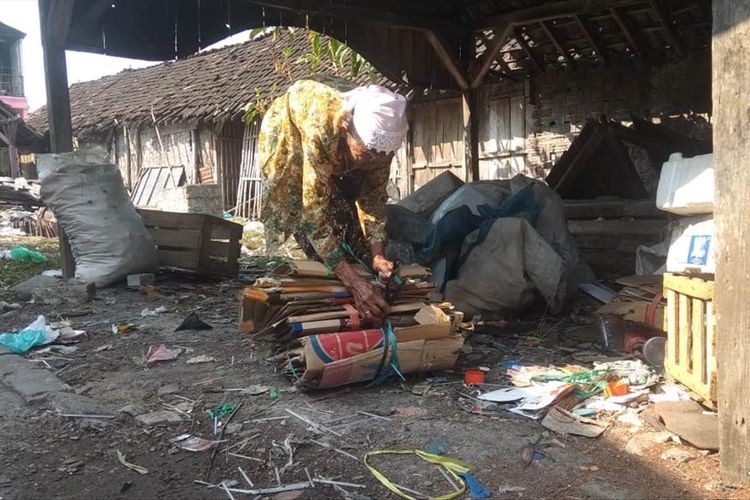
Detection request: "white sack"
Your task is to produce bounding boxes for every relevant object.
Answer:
[40,153,158,287]
[445,217,566,317]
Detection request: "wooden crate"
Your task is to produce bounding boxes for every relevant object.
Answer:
[137,209,242,278]
[664,273,716,404]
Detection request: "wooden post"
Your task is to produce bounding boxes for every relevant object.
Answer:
[462,89,479,182]
[714,0,750,484]
[8,144,19,178]
[39,0,75,279]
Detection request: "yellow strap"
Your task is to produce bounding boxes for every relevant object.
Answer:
[363,450,473,500]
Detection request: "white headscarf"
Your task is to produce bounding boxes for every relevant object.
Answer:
[343,85,408,154]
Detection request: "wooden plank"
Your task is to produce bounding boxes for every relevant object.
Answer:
[513,27,544,73]
[564,199,664,219]
[666,289,678,366]
[678,294,690,371]
[540,21,573,65]
[137,208,204,230]
[149,228,202,250]
[574,14,608,64]
[692,297,705,384]
[205,240,230,259]
[610,7,643,57]
[157,249,200,269]
[647,0,685,56]
[663,273,714,300]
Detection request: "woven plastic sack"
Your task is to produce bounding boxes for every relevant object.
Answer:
[39,151,157,287]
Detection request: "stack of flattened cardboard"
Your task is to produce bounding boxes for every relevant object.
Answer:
[597,275,665,330]
[240,261,465,389]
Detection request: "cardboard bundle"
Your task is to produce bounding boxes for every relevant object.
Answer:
[278,323,464,389]
[240,260,437,344]
[240,260,465,389]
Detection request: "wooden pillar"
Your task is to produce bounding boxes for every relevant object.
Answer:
[39,0,75,279]
[8,144,19,178]
[462,89,479,182]
[714,0,750,484]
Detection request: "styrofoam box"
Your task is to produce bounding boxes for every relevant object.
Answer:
[656,153,714,215]
[667,215,715,274]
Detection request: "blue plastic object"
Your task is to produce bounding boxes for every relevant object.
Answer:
[458,472,492,498]
[0,316,55,354]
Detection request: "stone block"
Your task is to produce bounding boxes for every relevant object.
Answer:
[30,281,95,307]
[136,410,183,426]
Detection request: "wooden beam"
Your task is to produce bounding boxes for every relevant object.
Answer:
[513,27,545,73]
[39,0,75,280]
[476,33,517,82]
[574,14,608,63]
[714,0,750,484]
[647,0,686,56]
[470,23,513,88]
[540,21,574,65]
[248,0,462,34]
[610,7,643,56]
[473,0,648,31]
[424,31,469,90]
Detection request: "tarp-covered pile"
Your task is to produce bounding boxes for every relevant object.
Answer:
[240,260,465,389]
[388,173,593,318]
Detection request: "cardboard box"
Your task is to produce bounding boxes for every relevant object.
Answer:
[667,216,715,274]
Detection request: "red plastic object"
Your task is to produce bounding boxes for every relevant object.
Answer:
[604,381,629,397]
[464,370,485,385]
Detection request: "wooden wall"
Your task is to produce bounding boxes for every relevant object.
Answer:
[399,58,711,195]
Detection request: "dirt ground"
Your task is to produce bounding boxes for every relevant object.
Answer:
[0,244,746,499]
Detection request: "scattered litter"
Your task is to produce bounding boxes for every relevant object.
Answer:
[112,323,137,335]
[186,355,216,364]
[127,273,154,288]
[364,450,472,500]
[175,312,213,331]
[478,387,527,403]
[617,411,643,428]
[425,437,447,455]
[0,315,59,354]
[141,306,168,317]
[269,388,281,401]
[542,406,607,438]
[208,404,237,421]
[34,345,78,355]
[649,383,690,403]
[393,407,429,417]
[116,450,148,475]
[171,434,224,452]
[458,472,491,498]
[313,478,366,489]
[146,344,181,364]
[9,245,47,263]
[238,467,254,487]
[464,370,485,385]
[58,413,115,419]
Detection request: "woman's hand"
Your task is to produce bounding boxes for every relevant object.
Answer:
[373,254,394,281]
[334,260,389,322]
[370,241,394,281]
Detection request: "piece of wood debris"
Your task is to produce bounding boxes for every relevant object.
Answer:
[238,467,254,487]
[285,409,342,437]
[228,452,263,463]
[309,439,359,461]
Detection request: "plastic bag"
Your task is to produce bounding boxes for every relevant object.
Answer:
[0,315,59,354]
[10,245,47,263]
[39,150,158,287]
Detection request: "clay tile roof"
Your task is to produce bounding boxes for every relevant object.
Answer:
[28,29,387,135]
